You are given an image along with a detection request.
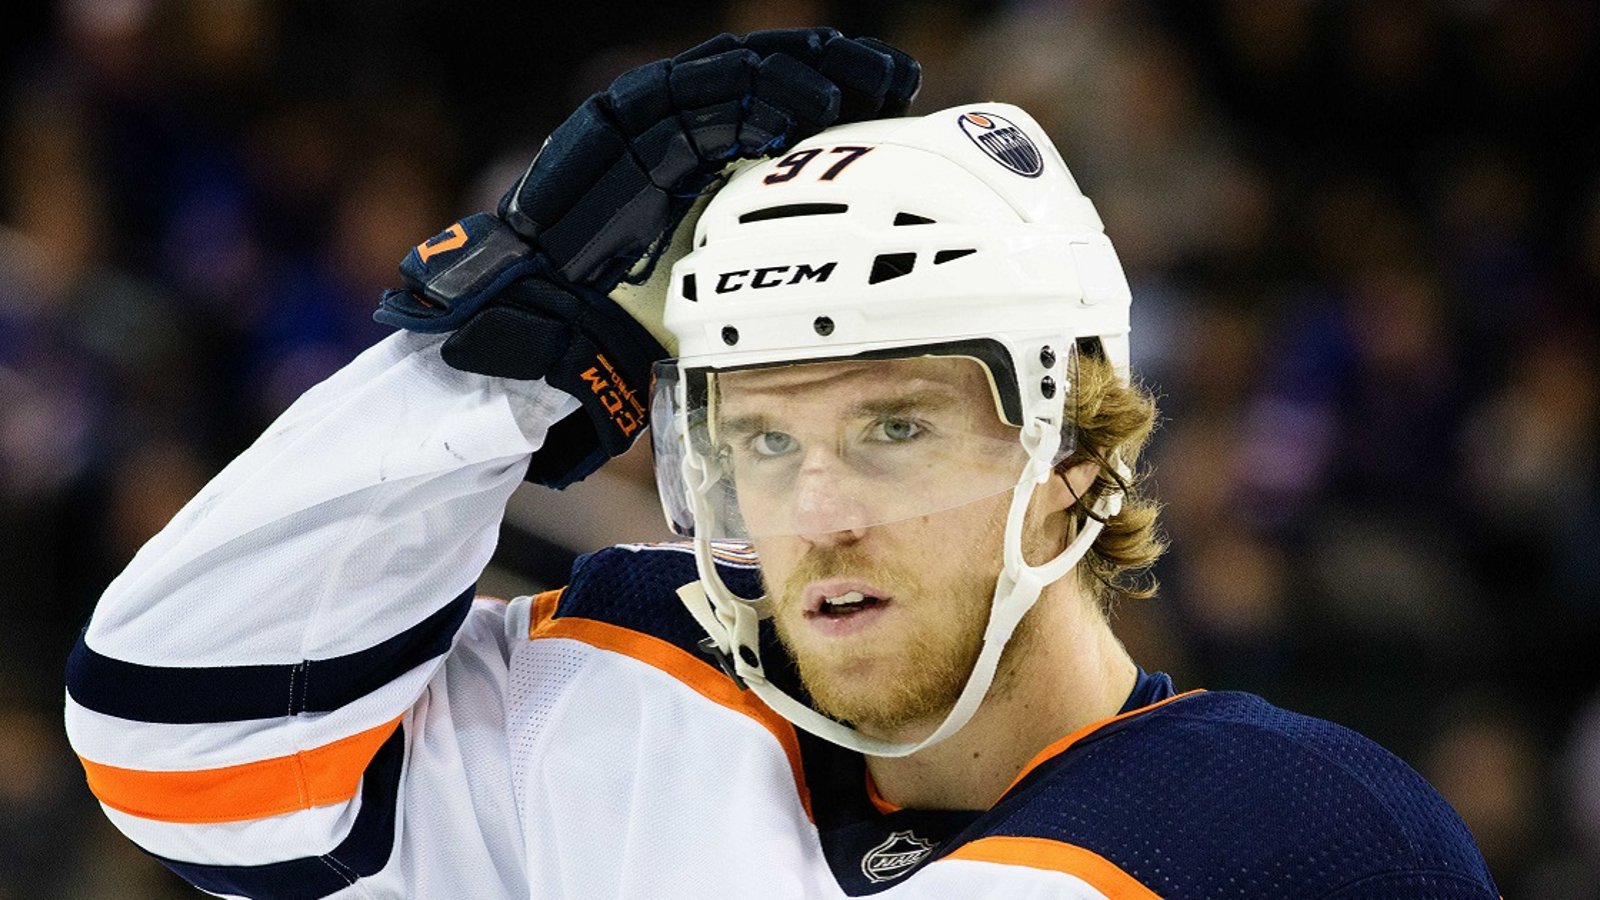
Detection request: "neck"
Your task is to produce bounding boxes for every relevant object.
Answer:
[863,580,1137,811]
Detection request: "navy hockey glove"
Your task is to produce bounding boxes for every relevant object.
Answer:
[376,28,921,488]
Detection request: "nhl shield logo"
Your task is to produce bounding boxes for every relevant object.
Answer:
[957,111,1044,178]
[860,830,935,883]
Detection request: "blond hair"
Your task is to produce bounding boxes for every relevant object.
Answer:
[1059,349,1165,610]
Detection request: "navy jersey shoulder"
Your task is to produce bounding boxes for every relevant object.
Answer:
[980,691,1497,899]
[553,541,764,660]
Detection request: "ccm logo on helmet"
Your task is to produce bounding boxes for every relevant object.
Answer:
[715,261,837,294]
[958,111,1044,178]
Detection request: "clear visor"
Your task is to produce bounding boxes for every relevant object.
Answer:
[652,353,1069,540]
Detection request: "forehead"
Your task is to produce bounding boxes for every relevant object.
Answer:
[715,356,1001,412]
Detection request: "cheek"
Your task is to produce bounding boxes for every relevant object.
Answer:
[889,506,1008,587]
[750,537,804,594]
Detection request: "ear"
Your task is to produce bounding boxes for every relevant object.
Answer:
[1022,459,1100,564]
[1035,459,1100,516]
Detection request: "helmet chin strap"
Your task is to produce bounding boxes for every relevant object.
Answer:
[676,420,1129,759]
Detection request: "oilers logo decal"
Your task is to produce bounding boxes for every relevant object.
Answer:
[958,111,1044,178]
[860,830,935,883]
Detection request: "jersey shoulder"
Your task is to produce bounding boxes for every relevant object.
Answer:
[542,541,762,659]
[978,690,1497,899]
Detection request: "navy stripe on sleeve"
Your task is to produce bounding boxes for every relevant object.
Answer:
[66,586,474,724]
[153,726,405,899]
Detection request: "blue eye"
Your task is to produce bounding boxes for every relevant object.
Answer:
[873,418,923,443]
[753,431,797,457]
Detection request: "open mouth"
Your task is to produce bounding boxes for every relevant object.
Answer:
[817,591,888,618]
[803,581,894,621]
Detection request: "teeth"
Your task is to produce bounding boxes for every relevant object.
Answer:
[823,591,867,608]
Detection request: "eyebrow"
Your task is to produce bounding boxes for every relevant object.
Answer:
[718,388,961,438]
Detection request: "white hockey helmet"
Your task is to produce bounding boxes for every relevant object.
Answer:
[651,103,1133,756]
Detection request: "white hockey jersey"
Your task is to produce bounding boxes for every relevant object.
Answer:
[65,334,1498,899]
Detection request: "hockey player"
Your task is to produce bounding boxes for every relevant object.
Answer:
[66,29,1498,898]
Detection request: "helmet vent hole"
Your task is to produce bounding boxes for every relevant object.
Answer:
[869,252,917,284]
[737,203,849,224]
[934,248,976,264]
[681,273,697,301]
[893,212,936,226]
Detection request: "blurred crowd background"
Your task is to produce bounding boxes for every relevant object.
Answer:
[2,0,1597,896]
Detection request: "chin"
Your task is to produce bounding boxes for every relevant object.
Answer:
[776,610,979,731]
[794,643,890,691]
[801,656,956,732]
[817,690,952,739]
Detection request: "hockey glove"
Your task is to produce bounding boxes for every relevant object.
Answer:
[375,28,921,488]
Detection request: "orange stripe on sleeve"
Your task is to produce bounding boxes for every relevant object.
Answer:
[944,835,1161,899]
[80,715,403,824]
[532,614,813,821]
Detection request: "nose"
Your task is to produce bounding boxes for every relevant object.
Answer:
[791,448,870,547]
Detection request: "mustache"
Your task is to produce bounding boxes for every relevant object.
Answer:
[777,546,921,606]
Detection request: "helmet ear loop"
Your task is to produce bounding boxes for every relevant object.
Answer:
[1061,473,1119,601]
[1055,436,1132,527]
[1053,440,1134,599]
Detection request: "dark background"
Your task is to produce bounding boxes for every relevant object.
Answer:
[3,1,1598,896]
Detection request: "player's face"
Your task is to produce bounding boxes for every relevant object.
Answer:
[715,357,1039,737]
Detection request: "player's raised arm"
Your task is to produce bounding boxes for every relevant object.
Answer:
[64,30,919,898]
